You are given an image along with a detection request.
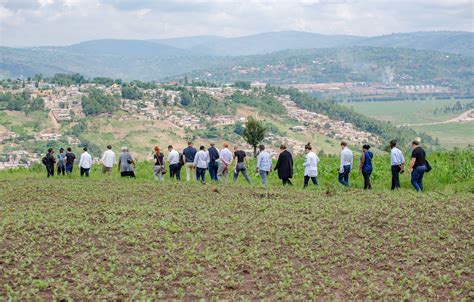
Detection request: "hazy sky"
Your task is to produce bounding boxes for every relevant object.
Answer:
[0,0,472,47]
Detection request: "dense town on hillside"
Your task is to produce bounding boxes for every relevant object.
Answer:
[1,79,382,169]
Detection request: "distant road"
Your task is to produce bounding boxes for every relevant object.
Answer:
[404,109,474,126]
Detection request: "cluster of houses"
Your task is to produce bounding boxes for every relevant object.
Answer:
[279,96,380,146]
[0,79,389,169]
[0,150,40,170]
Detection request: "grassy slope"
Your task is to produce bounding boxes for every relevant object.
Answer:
[342,99,473,125]
[1,176,472,300]
[343,99,474,147]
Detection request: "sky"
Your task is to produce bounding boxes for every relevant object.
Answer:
[0,0,472,47]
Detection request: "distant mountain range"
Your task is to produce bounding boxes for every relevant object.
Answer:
[0,31,472,81]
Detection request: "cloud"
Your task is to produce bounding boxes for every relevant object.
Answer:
[0,0,472,47]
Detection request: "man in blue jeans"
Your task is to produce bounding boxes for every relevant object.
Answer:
[207,143,220,181]
[409,140,427,192]
[338,141,353,187]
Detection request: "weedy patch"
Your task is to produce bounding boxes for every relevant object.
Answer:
[0,178,473,300]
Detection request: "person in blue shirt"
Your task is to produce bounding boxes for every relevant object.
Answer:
[256,145,272,185]
[359,144,373,190]
[182,141,197,182]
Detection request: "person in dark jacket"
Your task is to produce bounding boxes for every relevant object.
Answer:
[359,144,374,190]
[274,145,293,185]
[207,143,220,181]
[57,147,66,176]
[44,148,56,178]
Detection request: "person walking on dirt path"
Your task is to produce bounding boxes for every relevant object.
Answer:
[79,147,92,177]
[57,147,66,176]
[390,140,405,190]
[217,143,232,183]
[360,144,373,190]
[303,143,319,188]
[101,145,115,176]
[256,144,272,186]
[153,146,166,181]
[338,141,353,187]
[65,147,76,175]
[118,147,136,178]
[168,145,181,181]
[208,143,220,181]
[183,141,197,182]
[233,146,252,184]
[194,145,210,184]
[409,141,428,192]
[43,148,56,178]
[274,144,294,186]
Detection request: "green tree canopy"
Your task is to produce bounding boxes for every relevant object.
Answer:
[243,116,266,156]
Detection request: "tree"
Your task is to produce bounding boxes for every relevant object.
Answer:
[82,88,119,116]
[180,90,193,107]
[243,116,266,157]
[121,85,143,100]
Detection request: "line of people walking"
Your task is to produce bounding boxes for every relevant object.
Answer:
[42,139,430,191]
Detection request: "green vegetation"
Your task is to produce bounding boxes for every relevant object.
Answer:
[50,73,86,86]
[121,84,143,100]
[411,123,474,148]
[243,116,267,156]
[433,100,474,115]
[0,91,44,113]
[344,99,473,125]
[344,99,474,147]
[0,149,472,300]
[184,47,474,92]
[229,91,286,115]
[180,90,234,116]
[268,86,438,148]
[81,88,120,116]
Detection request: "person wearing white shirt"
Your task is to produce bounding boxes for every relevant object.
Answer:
[217,143,233,183]
[390,140,405,190]
[194,145,210,183]
[79,147,92,177]
[256,145,272,185]
[338,141,353,187]
[100,145,115,176]
[303,143,319,188]
[167,145,181,180]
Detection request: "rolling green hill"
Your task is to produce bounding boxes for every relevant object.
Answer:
[1,31,472,83]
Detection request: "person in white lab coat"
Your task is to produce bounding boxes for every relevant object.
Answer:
[303,143,320,188]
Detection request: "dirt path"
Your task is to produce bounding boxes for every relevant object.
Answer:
[406,109,474,126]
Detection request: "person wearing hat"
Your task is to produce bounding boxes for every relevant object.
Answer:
[359,144,374,190]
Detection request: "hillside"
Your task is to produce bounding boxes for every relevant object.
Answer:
[173,31,363,56]
[0,76,444,169]
[1,31,472,82]
[354,31,474,57]
[181,47,474,89]
[151,31,473,57]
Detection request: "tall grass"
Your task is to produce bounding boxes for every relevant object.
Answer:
[1,150,472,193]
